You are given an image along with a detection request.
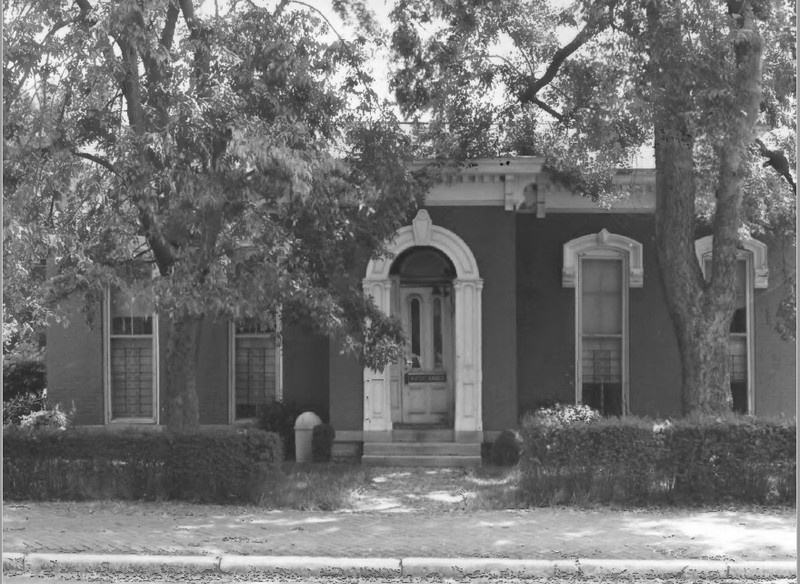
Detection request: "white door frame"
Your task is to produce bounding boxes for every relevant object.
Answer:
[362,209,483,441]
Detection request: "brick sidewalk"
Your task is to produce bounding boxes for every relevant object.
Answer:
[3,501,795,562]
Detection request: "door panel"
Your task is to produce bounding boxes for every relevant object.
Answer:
[400,286,453,424]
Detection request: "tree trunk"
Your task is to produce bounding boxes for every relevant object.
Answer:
[653,131,737,416]
[647,1,763,416]
[164,315,201,431]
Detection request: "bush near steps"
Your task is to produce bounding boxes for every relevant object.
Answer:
[518,412,795,506]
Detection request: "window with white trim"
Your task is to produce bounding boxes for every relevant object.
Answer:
[695,236,768,415]
[105,288,158,423]
[229,318,282,421]
[580,258,624,415]
[563,230,644,416]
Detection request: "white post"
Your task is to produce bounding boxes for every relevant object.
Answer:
[362,280,393,433]
[453,278,483,436]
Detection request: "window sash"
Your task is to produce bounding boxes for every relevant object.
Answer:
[105,289,158,423]
[229,318,281,422]
[576,256,628,416]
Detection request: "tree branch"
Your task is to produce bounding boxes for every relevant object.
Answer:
[530,96,564,122]
[756,138,796,194]
[71,150,117,174]
[517,22,598,105]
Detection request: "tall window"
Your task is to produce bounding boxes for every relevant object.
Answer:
[563,230,644,417]
[695,236,768,415]
[580,259,624,416]
[229,318,281,421]
[105,288,158,422]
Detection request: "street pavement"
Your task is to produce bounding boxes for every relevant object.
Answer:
[2,465,796,580]
[3,500,796,579]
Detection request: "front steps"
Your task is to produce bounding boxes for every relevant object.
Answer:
[362,429,482,467]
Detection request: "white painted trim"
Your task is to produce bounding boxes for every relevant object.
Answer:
[228,317,283,424]
[362,209,483,435]
[694,237,759,415]
[104,288,159,425]
[694,236,769,288]
[563,229,644,288]
[417,158,656,213]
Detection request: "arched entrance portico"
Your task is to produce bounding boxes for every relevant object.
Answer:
[362,209,483,442]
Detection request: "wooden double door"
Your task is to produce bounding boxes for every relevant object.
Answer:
[396,285,454,425]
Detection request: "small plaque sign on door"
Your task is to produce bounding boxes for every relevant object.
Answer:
[406,372,446,383]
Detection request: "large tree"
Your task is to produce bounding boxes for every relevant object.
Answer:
[3,0,425,429]
[386,0,795,415]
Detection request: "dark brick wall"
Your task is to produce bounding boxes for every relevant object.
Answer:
[753,238,796,415]
[328,336,364,431]
[428,206,518,430]
[46,298,105,425]
[515,213,683,418]
[45,218,796,428]
[195,318,230,424]
[283,324,330,421]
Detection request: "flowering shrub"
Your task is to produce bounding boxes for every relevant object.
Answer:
[524,403,602,428]
[19,403,75,431]
[3,392,46,425]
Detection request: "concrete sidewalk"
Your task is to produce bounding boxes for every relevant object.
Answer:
[2,501,796,578]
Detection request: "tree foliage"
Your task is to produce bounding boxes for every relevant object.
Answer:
[4,0,427,428]
[386,0,795,414]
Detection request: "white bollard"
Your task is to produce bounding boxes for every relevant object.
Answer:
[293,411,322,462]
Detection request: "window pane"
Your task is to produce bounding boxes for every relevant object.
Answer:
[110,337,154,418]
[730,260,747,333]
[235,335,277,419]
[433,297,443,368]
[410,298,421,367]
[236,318,274,335]
[581,260,622,335]
[581,336,622,416]
[729,335,748,414]
[111,290,153,335]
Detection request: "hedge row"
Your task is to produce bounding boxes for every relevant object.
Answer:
[3,426,283,504]
[518,415,795,506]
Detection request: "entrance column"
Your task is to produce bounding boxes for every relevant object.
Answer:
[362,279,393,434]
[453,278,483,440]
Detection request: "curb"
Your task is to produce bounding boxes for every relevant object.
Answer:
[3,553,796,579]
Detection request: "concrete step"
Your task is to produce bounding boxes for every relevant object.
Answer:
[392,428,454,442]
[361,454,482,467]
[363,442,480,456]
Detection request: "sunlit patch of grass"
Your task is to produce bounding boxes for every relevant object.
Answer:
[257,462,371,511]
[459,465,524,511]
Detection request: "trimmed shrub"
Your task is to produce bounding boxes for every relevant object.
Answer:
[3,392,46,425]
[311,423,336,462]
[3,426,283,503]
[3,356,46,401]
[490,429,522,466]
[256,399,303,460]
[518,414,795,506]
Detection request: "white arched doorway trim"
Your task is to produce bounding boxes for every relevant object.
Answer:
[362,209,484,440]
